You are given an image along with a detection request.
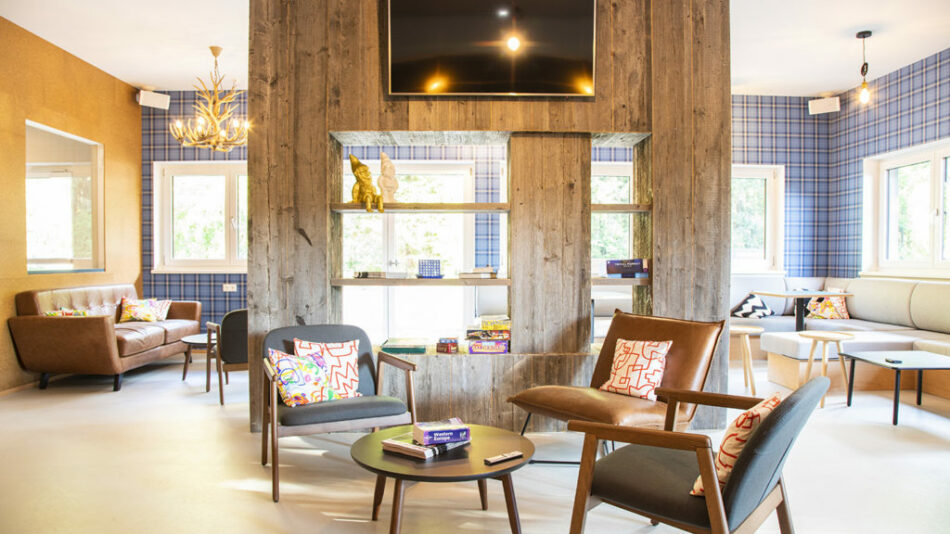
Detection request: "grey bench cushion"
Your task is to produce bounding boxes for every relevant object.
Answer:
[805,318,914,332]
[277,395,408,427]
[591,443,710,529]
[729,315,797,333]
[760,331,918,360]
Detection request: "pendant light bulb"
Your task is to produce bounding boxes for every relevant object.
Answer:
[859,81,870,105]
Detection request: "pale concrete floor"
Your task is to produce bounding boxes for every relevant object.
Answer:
[1,357,949,533]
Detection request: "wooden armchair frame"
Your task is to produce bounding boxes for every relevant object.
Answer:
[569,388,795,534]
[205,321,249,405]
[261,350,417,502]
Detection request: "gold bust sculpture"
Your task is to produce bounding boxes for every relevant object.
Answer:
[349,154,384,212]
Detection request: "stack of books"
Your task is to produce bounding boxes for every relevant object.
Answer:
[353,271,410,279]
[381,418,471,459]
[381,338,427,354]
[459,266,498,279]
[467,315,511,353]
[605,259,650,278]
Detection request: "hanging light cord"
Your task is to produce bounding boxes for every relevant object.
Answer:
[860,39,869,79]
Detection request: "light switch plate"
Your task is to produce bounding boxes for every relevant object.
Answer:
[222,283,238,293]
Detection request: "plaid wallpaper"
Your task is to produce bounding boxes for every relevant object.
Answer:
[827,47,950,277]
[732,95,831,276]
[141,91,248,326]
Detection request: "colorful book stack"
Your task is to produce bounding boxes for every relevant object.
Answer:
[605,259,650,278]
[467,315,510,353]
[381,417,471,459]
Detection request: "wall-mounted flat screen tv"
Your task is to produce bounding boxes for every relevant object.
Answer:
[388,0,595,96]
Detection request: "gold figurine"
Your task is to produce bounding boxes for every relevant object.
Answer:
[349,154,384,212]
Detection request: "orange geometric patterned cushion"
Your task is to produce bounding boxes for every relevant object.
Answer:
[599,338,672,400]
[293,338,362,398]
[690,393,783,496]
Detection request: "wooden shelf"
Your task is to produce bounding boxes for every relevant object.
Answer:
[591,277,651,286]
[331,202,509,214]
[332,278,511,287]
[591,203,652,212]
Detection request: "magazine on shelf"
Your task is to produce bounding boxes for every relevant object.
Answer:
[381,432,470,459]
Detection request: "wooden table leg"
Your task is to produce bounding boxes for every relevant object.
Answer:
[372,474,386,521]
[477,479,488,510]
[497,474,521,534]
[182,346,192,380]
[819,341,829,408]
[390,478,405,534]
[847,357,856,407]
[206,345,213,392]
[893,369,901,426]
[803,340,818,388]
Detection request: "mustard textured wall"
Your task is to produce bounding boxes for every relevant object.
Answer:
[0,17,142,392]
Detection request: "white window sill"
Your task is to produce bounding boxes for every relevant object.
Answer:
[151,266,247,275]
[859,270,950,282]
[730,270,787,276]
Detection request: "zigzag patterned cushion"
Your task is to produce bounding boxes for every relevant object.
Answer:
[294,338,362,398]
[730,293,774,319]
[598,338,672,400]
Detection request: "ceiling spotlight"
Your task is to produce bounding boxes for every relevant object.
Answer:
[497,8,509,17]
[506,35,521,52]
[856,30,872,105]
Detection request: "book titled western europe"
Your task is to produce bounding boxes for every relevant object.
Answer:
[381,432,470,459]
[412,417,471,446]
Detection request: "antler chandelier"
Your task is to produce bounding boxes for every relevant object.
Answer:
[169,46,249,152]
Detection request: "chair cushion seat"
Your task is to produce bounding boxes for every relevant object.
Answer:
[114,323,166,356]
[277,395,408,427]
[507,386,689,430]
[591,444,710,529]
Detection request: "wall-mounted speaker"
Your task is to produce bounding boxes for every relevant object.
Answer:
[136,90,170,110]
[808,96,840,115]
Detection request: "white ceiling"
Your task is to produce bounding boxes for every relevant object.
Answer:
[1,0,948,96]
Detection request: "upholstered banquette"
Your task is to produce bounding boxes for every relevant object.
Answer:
[8,284,200,389]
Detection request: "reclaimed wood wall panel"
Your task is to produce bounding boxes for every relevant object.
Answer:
[248,0,730,430]
[509,134,592,354]
[650,0,731,428]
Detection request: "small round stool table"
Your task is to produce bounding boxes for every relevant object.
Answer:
[798,330,854,407]
[180,332,216,391]
[730,325,763,395]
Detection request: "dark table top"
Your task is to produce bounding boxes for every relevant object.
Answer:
[840,350,950,370]
[350,424,535,483]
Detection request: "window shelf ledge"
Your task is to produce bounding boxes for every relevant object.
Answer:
[330,202,509,213]
[591,277,651,286]
[591,203,652,212]
[332,277,511,286]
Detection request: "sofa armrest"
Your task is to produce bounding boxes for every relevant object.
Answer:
[7,315,122,375]
[166,301,201,322]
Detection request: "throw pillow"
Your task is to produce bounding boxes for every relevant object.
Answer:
[730,294,774,319]
[690,393,784,496]
[149,299,172,321]
[806,287,850,319]
[294,338,362,398]
[599,338,673,400]
[44,308,89,317]
[267,348,339,407]
[118,298,158,322]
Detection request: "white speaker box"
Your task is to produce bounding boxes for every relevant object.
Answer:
[808,96,840,115]
[136,90,171,110]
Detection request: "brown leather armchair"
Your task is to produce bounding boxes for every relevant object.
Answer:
[508,312,725,434]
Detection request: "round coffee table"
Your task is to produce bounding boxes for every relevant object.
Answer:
[351,424,534,534]
[180,333,216,390]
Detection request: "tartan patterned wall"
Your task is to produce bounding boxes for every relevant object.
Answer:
[732,95,831,277]
[827,47,950,277]
[141,91,248,326]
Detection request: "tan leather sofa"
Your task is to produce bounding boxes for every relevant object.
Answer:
[8,284,200,390]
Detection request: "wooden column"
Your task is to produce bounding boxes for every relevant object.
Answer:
[651,0,731,428]
[508,133,592,354]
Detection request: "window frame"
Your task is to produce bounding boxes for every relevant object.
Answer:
[152,161,248,274]
[590,161,635,276]
[863,140,950,276]
[730,164,785,274]
[340,159,479,338]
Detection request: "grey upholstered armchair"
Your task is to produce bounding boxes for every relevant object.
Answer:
[568,377,829,534]
[260,324,416,502]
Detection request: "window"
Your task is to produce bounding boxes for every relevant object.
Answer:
[153,161,248,273]
[25,121,104,273]
[864,141,950,274]
[591,162,634,274]
[339,160,500,341]
[731,165,784,273]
